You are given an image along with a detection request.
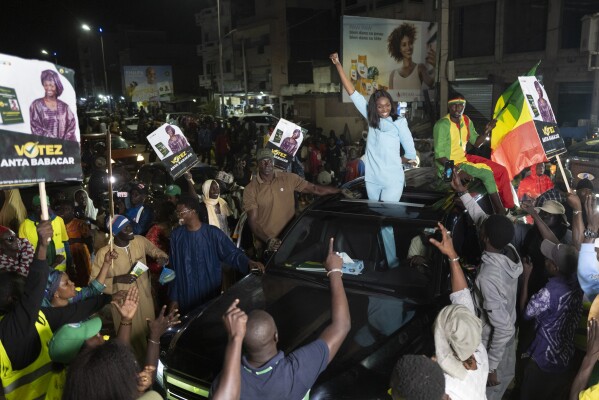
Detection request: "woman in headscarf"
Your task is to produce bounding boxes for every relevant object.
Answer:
[41,249,118,308]
[0,189,27,233]
[74,189,98,222]
[0,225,34,277]
[29,69,77,141]
[200,180,231,237]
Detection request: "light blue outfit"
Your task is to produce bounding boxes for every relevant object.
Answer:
[350,91,416,201]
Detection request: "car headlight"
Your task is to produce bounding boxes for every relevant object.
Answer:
[156,359,165,388]
[137,154,145,162]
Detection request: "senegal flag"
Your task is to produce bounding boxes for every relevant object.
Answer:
[490,61,547,179]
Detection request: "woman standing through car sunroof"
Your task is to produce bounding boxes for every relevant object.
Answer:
[330,52,417,202]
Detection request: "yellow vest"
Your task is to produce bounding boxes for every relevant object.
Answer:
[18,218,68,271]
[0,311,65,400]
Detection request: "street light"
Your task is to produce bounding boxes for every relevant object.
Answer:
[41,49,58,64]
[81,23,109,105]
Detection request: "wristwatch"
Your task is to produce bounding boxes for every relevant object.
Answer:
[584,229,598,239]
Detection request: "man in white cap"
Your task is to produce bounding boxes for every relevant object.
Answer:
[429,222,489,400]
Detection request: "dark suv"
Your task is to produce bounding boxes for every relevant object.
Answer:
[157,167,488,399]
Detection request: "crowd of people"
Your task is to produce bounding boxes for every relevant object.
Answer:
[2,60,599,399]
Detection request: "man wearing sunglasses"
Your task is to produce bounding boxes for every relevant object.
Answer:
[0,226,34,276]
[168,195,265,316]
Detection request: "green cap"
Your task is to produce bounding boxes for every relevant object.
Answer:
[32,195,50,207]
[165,184,181,196]
[48,317,103,364]
[256,148,274,161]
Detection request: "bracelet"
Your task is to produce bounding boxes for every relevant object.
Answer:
[327,269,343,277]
[147,338,160,345]
[120,320,132,326]
[573,210,582,215]
[448,256,460,262]
[456,191,467,197]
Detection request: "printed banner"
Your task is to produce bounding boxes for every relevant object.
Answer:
[124,65,173,103]
[265,118,306,170]
[147,123,199,179]
[518,77,565,158]
[0,54,81,189]
[342,16,437,102]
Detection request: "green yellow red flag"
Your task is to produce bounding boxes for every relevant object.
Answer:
[490,61,547,179]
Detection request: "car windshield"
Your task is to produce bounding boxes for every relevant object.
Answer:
[112,136,129,149]
[273,211,441,296]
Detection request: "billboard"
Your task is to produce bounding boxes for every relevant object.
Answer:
[341,16,437,102]
[0,53,82,188]
[124,65,173,103]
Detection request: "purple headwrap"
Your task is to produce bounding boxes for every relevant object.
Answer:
[40,70,64,97]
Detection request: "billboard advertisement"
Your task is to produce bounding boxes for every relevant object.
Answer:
[341,16,436,103]
[0,53,82,188]
[124,65,173,103]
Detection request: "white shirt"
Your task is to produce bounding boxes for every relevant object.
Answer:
[444,288,489,400]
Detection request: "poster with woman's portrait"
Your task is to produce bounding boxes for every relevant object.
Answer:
[0,53,81,189]
[147,123,199,178]
[266,118,306,170]
[341,16,437,103]
[519,76,557,124]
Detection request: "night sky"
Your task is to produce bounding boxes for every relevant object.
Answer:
[1,0,209,70]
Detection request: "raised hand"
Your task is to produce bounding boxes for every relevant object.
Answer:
[147,305,181,339]
[450,169,467,193]
[324,237,342,272]
[36,220,53,246]
[136,365,156,393]
[103,249,118,264]
[223,299,247,340]
[428,222,457,259]
[112,285,139,321]
[329,53,340,65]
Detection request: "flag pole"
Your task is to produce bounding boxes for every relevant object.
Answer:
[555,154,571,193]
[106,132,114,255]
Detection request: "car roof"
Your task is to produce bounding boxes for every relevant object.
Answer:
[313,167,451,221]
[568,139,599,160]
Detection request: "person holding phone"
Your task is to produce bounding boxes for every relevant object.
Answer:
[330,52,417,202]
[433,97,515,215]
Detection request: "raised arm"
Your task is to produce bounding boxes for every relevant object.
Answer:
[520,200,560,244]
[428,222,467,293]
[319,238,351,363]
[329,53,355,96]
[112,285,139,344]
[212,299,246,400]
[570,318,599,400]
[568,193,584,250]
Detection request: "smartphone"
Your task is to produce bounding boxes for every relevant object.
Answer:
[443,160,454,182]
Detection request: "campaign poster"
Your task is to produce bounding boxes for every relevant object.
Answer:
[341,16,437,103]
[519,76,565,158]
[124,65,173,103]
[0,53,82,189]
[147,123,199,178]
[266,118,306,170]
